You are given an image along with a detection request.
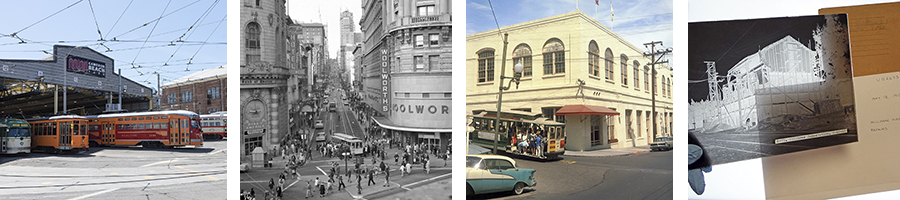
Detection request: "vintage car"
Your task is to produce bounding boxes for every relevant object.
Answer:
[240,163,250,172]
[315,132,326,142]
[466,155,536,196]
[650,136,673,151]
[314,120,325,129]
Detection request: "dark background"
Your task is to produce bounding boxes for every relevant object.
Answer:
[687,15,833,102]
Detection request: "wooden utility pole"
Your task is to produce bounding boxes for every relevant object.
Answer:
[644,41,671,138]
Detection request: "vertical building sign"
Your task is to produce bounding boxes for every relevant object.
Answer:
[381,48,390,112]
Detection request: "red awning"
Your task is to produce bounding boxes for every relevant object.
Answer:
[555,104,620,116]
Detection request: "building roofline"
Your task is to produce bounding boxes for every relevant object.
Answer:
[466,10,647,56]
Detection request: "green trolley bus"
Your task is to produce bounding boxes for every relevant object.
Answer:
[1,118,32,154]
[468,110,566,160]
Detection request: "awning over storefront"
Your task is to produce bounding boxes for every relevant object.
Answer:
[468,142,491,155]
[372,116,452,133]
[555,104,620,116]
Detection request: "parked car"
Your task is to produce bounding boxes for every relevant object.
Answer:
[240,163,250,172]
[650,137,673,151]
[314,120,324,129]
[466,155,536,196]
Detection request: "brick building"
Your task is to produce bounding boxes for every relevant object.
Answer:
[160,65,227,114]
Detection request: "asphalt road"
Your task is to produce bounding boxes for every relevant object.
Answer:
[0,140,227,199]
[692,129,857,165]
[469,151,673,200]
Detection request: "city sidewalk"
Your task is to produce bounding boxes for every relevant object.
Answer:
[565,145,652,157]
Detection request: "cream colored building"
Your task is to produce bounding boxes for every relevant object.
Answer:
[466,11,673,150]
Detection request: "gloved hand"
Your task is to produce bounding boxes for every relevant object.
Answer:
[688,144,711,195]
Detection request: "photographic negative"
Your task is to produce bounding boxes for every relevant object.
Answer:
[687,14,856,165]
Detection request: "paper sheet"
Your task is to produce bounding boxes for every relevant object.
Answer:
[820,2,900,77]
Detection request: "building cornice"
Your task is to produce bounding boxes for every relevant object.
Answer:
[466,10,647,56]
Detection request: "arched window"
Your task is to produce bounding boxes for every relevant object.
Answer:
[512,44,532,77]
[633,60,640,90]
[246,22,260,49]
[542,38,565,75]
[620,54,629,86]
[477,48,495,83]
[644,66,650,92]
[605,48,614,81]
[588,41,600,77]
[669,75,672,98]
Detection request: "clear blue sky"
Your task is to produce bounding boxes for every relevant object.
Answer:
[0,0,226,92]
[466,0,673,61]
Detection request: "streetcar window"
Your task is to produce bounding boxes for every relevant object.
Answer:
[132,118,137,121]
[138,123,145,130]
[118,118,123,121]
[161,123,168,129]
[162,116,168,119]
[154,117,160,119]
[9,128,29,137]
[138,117,144,120]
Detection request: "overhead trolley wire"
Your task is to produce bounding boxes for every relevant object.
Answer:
[173,0,221,43]
[186,15,226,70]
[101,19,226,49]
[103,0,135,40]
[10,0,84,37]
[109,0,202,40]
[130,0,173,66]
[165,0,222,67]
[87,0,103,40]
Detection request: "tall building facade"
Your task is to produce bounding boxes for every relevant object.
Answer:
[240,0,289,157]
[160,66,227,114]
[466,11,674,150]
[340,10,358,84]
[359,0,452,151]
[288,22,327,98]
[340,10,356,47]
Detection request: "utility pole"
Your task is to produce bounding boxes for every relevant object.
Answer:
[157,72,161,111]
[493,33,510,155]
[644,41,671,138]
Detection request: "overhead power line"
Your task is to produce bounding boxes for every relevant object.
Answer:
[131,0,173,65]
[11,0,84,36]
[103,0,136,40]
[110,0,203,40]
[87,0,103,40]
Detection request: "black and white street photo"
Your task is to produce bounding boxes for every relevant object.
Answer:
[688,14,857,165]
[239,0,452,199]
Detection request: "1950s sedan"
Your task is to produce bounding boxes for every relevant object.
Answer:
[466,154,537,196]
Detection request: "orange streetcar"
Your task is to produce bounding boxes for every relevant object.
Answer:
[86,110,203,148]
[27,115,90,153]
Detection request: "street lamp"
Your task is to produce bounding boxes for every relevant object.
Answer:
[492,33,524,155]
